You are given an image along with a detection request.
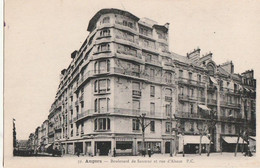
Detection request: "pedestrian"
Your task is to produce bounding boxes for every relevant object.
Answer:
[113,148,116,157]
[148,148,151,157]
[76,147,80,157]
[142,150,146,157]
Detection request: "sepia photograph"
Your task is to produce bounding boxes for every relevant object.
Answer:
[3,0,260,167]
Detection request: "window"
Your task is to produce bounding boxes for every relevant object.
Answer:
[190,88,194,97]
[198,75,201,82]
[207,64,215,76]
[150,103,155,116]
[100,29,110,37]
[97,43,110,52]
[102,17,110,24]
[221,123,225,133]
[81,123,84,134]
[228,124,232,134]
[81,101,84,109]
[150,121,155,132]
[165,72,172,83]
[94,118,110,131]
[229,110,232,117]
[166,122,171,133]
[179,70,183,78]
[70,124,73,137]
[94,98,110,113]
[132,119,140,131]
[94,79,111,93]
[94,60,110,74]
[150,68,155,78]
[132,82,140,91]
[150,86,155,97]
[189,72,192,80]
[133,100,140,112]
[180,87,184,95]
[166,104,171,116]
[190,104,194,114]
[132,64,140,76]
[165,88,172,97]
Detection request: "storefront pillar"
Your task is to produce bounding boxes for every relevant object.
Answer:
[91,139,95,156]
[133,138,137,156]
[83,141,86,155]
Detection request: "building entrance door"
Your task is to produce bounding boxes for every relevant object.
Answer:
[165,142,170,153]
[95,141,111,156]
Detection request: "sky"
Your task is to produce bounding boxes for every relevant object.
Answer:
[4,0,260,140]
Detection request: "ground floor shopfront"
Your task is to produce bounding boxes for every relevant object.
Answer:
[58,135,179,156]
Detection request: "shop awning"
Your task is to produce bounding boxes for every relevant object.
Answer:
[198,104,211,111]
[209,77,218,85]
[182,135,211,145]
[222,136,246,144]
[45,143,53,149]
[249,136,256,141]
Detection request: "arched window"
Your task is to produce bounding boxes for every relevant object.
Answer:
[207,64,215,76]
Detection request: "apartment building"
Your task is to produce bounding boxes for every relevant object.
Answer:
[40,8,256,156]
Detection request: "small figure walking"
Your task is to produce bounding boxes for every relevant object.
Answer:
[148,148,151,157]
[76,147,80,157]
[113,148,116,157]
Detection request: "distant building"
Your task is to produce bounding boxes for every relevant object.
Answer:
[36,8,255,156]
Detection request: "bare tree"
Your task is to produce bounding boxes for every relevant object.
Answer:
[136,113,151,155]
[206,111,217,157]
[196,121,208,155]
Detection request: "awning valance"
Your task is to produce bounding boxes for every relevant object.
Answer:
[222,136,246,144]
[198,104,211,111]
[181,135,211,145]
[209,77,218,85]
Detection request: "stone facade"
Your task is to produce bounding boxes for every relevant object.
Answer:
[31,8,256,156]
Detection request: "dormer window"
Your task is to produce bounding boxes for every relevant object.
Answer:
[102,17,110,24]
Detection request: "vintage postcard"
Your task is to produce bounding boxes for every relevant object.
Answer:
[3,0,260,167]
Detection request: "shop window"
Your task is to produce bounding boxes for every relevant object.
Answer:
[132,119,140,131]
[94,118,110,131]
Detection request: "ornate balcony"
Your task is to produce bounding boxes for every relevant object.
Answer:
[178,77,205,88]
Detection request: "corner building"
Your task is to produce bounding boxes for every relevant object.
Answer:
[47,8,256,156]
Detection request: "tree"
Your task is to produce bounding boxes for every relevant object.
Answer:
[196,121,208,155]
[206,111,217,157]
[136,113,151,155]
